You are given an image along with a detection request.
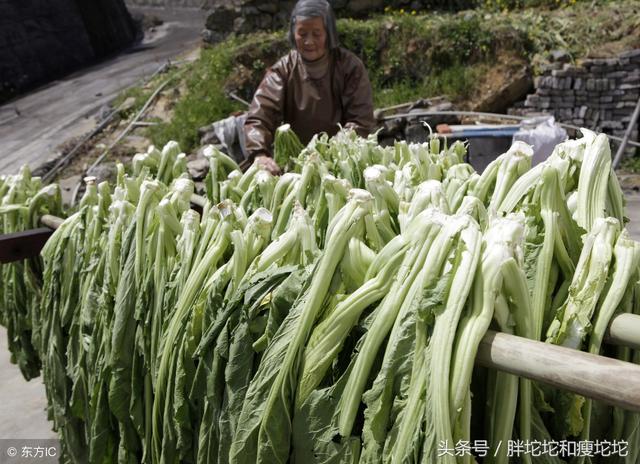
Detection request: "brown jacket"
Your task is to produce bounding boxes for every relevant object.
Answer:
[243,47,375,161]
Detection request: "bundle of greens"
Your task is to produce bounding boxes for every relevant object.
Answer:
[0,166,62,380]
[0,127,638,464]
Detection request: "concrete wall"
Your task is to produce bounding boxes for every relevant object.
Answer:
[0,0,137,102]
[522,49,640,148]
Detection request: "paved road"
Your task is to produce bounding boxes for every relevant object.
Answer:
[0,327,54,440]
[0,7,205,175]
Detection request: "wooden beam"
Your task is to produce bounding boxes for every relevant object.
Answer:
[477,330,640,412]
[607,313,640,351]
[40,214,63,230]
[0,228,53,263]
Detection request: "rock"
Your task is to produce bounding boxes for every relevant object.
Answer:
[256,13,272,29]
[205,6,239,33]
[473,66,533,113]
[347,0,384,14]
[331,0,349,8]
[404,122,427,143]
[201,28,225,44]
[123,135,152,153]
[243,6,260,15]
[234,16,249,33]
[619,49,640,59]
[578,106,588,118]
[274,10,290,27]
[378,136,396,147]
[187,158,210,180]
[549,49,570,63]
[194,181,206,195]
[200,131,220,146]
[90,162,118,185]
[256,2,278,13]
[431,101,454,112]
[198,124,214,138]
[119,97,136,114]
[378,118,406,138]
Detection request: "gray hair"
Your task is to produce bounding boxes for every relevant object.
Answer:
[288,0,339,51]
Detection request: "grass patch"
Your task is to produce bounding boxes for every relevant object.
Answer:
[112,86,150,119]
[374,64,485,108]
[620,149,640,173]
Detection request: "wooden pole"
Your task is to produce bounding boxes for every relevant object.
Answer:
[607,313,640,350]
[477,330,640,412]
[40,214,64,230]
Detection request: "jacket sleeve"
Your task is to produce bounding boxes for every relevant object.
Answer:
[243,63,286,161]
[341,55,376,138]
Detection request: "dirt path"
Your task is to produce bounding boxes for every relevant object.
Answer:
[0,7,205,175]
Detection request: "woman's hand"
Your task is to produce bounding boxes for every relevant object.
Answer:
[255,155,282,175]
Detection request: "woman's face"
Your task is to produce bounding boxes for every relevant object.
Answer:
[294,16,327,62]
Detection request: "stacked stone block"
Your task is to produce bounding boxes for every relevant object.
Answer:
[523,49,640,149]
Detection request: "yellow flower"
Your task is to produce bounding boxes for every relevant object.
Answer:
[411,10,417,15]
[400,8,405,14]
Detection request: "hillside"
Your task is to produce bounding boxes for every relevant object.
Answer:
[58,0,640,179]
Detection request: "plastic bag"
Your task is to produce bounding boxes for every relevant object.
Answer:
[512,116,567,165]
[212,113,247,163]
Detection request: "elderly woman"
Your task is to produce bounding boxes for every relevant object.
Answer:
[243,0,376,174]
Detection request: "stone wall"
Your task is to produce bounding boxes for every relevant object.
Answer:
[521,49,640,149]
[0,0,137,102]
[125,0,219,7]
[202,0,469,43]
[125,0,469,14]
